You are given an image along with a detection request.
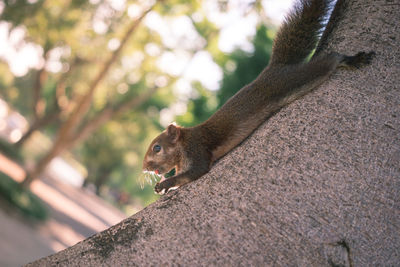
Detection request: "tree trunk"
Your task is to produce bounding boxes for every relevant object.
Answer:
[22,135,67,186]
[15,56,83,147]
[32,67,47,120]
[26,0,400,266]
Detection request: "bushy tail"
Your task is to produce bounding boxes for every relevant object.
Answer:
[269,0,335,66]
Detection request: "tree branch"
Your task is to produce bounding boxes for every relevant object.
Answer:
[67,86,159,148]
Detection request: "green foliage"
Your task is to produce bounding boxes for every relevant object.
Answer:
[176,81,217,126]
[1,0,93,49]
[154,0,201,16]
[0,172,48,221]
[0,138,23,163]
[0,0,46,26]
[217,24,273,107]
[7,72,36,117]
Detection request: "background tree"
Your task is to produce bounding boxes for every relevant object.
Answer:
[22,3,157,185]
[0,0,267,207]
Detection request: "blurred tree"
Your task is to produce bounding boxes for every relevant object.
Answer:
[1,0,96,145]
[0,0,273,209]
[0,0,216,203]
[23,4,156,185]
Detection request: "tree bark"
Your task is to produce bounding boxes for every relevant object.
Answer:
[26,0,400,266]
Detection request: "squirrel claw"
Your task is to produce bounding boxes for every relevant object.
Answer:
[154,182,165,195]
[154,181,179,195]
[156,188,166,195]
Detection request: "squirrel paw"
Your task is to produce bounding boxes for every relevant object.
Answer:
[154,181,179,195]
[341,51,375,69]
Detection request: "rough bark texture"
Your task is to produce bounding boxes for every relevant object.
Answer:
[27,0,399,266]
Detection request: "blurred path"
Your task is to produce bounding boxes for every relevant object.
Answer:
[0,154,127,267]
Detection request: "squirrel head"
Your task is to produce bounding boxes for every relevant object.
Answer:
[142,123,182,175]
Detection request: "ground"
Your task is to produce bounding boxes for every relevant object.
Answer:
[0,153,127,267]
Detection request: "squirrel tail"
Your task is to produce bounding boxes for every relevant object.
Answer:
[269,0,335,66]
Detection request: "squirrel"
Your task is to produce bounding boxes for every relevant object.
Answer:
[142,0,375,195]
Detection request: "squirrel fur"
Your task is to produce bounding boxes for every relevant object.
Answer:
[142,0,375,195]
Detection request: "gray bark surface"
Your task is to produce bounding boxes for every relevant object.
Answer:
[27,0,399,266]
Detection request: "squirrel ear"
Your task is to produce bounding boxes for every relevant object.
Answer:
[167,124,180,143]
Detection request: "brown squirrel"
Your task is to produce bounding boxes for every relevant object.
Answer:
[142,0,374,195]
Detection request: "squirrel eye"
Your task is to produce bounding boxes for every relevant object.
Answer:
[153,144,161,153]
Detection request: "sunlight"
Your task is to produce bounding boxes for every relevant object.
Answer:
[45,46,70,73]
[219,14,258,53]
[203,0,258,53]
[160,108,176,127]
[121,51,144,70]
[127,4,142,19]
[12,43,43,76]
[145,13,205,51]
[184,51,223,91]
[92,3,114,34]
[154,75,168,87]
[108,38,121,51]
[109,0,126,12]
[158,50,191,77]
[0,22,43,77]
[144,42,161,57]
[263,0,295,23]
[173,79,192,99]
[9,129,22,143]
[47,157,84,187]
[158,49,222,90]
